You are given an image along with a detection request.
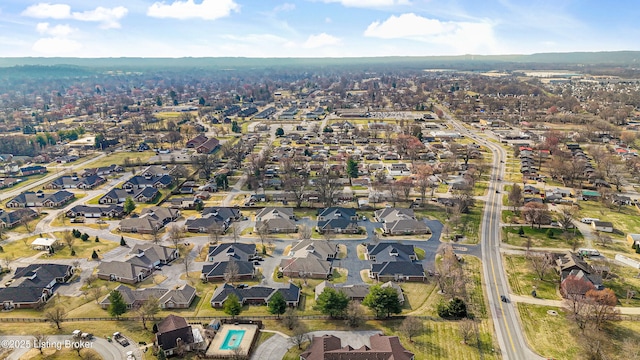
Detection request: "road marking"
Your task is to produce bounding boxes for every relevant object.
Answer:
[487,152,518,357]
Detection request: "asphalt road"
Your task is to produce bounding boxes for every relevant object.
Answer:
[1,335,128,360]
[446,111,543,360]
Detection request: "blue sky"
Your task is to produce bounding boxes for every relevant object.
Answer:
[0,0,638,57]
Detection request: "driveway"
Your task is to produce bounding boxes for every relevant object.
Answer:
[1,335,130,360]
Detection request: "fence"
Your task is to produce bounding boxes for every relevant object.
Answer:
[0,314,444,323]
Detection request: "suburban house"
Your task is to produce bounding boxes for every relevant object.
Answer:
[279,240,337,279]
[0,264,73,309]
[119,207,180,234]
[6,191,75,208]
[99,283,196,309]
[184,207,241,233]
[209,282,300,308]
[123,174,173,189]
[96,244,178,284]
[186,134,209,148]
[66,204,124,218]
[555,252,604,297]
[370,262,426,282]
[254,207,297,233]
[45,175,106,190]
[0,208,37,228]
[365,243,417,262]
[280,255,332,279]
[374,208,430,235]
[99,187,159,204]
[314,281,371,302]
[316,207,359,234]
[288,240,338,260]
[591,221,614,233]
[300,334,414,360]
[201,243,257,282]
[0,177,19,189]
[82,164,123,177]
[196,137,220,154]
[19,165,47,176]
[156,315,204,357]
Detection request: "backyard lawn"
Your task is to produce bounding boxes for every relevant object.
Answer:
[83,150,156,169]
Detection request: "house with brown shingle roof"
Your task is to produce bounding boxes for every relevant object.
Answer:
[300,334,414,360]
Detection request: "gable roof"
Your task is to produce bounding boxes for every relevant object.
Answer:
[366,243,416,262]
[289,240,337,260]
[157,315,194,351]
[201,260,255,278]
[374,208,415,222]
[12,264,72,288]
[317,207,358,231]
[301,334,414,360]
[371,261,424,277]
[207,243,256,262]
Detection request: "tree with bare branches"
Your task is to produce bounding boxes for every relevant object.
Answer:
[169,225,185,249]
[137,296,159,330]
[224,260,240,284]
[290,324,310,350]
[528,252,553,281]
[44,306,67,329]
[458,319,478,345]
[522,202,550,229]
[399,316,423,342]
[298,224,312,241]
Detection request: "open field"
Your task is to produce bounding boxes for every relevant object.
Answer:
[82,151,156,169]
[502,225,583,248]
[503,255,560,299]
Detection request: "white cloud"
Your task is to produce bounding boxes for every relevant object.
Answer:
[22,3,71,19]
[273,3,296,13]
[72,6,128,29]
[36,22,75,37]
[325,17,332,23]
[303,33,341,48]
[22,3,128,29]
[364,13,499,54]
[32,37,81,54]
[321,0,410,8]
[147,0,239,20]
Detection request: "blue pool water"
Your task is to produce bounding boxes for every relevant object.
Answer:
[220,329,246,350]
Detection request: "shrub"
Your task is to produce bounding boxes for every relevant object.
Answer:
[518,226,525,236]
[546,229,554,238]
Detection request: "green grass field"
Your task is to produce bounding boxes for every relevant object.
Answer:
[503,254,560,299]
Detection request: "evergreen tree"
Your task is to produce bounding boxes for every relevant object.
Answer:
[346,157,359,183]
[362,285,402,318]
[120,236,126,246]
[267,291,287,319]
[314,288,349,318]
[108,290,127,318]
[91,250,99,259]
[223,294,242,318]
[123,197,136,214]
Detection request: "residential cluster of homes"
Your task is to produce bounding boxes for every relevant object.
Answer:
[556,251,607,298]
[96,244,179,284]
[0,264,73,309]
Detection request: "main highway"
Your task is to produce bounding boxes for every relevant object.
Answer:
[443,110,543,360]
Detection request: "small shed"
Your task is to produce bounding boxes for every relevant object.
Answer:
[31,237,57,251]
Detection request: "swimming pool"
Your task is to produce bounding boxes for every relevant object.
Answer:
[220,329,246,350]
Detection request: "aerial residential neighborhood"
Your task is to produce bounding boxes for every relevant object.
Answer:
[0,22,640,359]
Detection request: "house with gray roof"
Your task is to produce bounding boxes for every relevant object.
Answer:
[185,207,240,233]
[100,283,196,309]
[99,187,159,204]
[374,208,430,235]
[45,174,105,190]
[123,174,173,189]
[66,204,124,218]
[370,261,425,282]
[96,244,177,284]
[119,207,179,234]
[0,208,37,228]
[6,190,74,208]
[365,243,417,262]
[0,264,73,309]
[210,283,300,308]
[255,207,297,233]
[317,207,359,234]
[201,243,257,281]
[315,280,404,303]
[288,240,338,261]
